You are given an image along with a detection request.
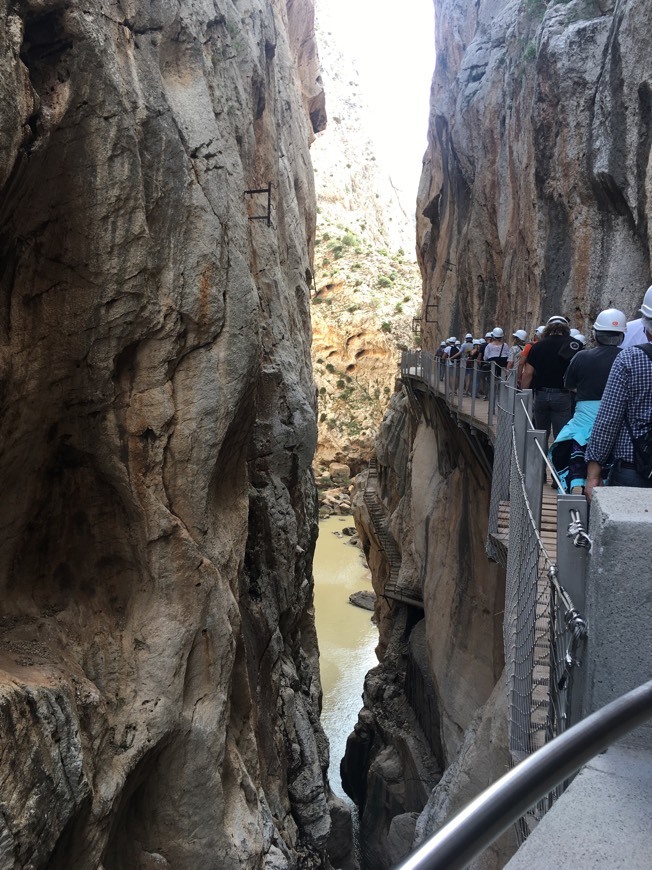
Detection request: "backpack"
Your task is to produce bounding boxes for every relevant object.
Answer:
[624,344,652,480]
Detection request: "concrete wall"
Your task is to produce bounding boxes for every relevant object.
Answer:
[583,488,652,749]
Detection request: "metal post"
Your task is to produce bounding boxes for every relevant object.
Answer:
[457,360,464,416]
[444,359,450,402]
[515,390,533,469]
[471,364,477,418]
[555,493,589,730]
[556,495,588,617]
[524,429,546,531]
[487,363,496,427]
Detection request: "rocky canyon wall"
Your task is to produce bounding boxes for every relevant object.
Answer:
[347,0,652,867]
[0,2,344,868]
[418,0,652,344]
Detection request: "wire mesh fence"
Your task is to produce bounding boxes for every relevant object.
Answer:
[487,375,518,564]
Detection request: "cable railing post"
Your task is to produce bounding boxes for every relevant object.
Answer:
[524,429,546,531]
[556,493,589,729]
[471,362,478,418]
[487,363,496,427]
[515,390,533,468]
[457,360,464,417]
[555,497,589,616]
[444,358,450,402]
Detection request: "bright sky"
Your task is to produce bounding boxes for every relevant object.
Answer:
[320,0,436,204]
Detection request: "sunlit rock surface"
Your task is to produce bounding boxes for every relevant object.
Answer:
[0,1,350,867]
[309,7,421,476]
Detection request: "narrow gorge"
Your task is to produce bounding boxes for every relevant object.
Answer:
[1,0,651,868]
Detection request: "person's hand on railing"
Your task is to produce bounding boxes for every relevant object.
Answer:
[585,460,603,502]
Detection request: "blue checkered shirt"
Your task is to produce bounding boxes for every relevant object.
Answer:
[585,345,652,465]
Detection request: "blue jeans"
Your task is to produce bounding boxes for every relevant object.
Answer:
[534,389,573,445]
[608,462,652,489]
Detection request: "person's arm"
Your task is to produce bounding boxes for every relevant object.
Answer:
[585,460,603,501]
[521,361,534,389]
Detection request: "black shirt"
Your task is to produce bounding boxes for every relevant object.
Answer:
[563,345,621,402]
[526,335,571,389]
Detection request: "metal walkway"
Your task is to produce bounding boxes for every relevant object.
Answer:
[363,458,423,608]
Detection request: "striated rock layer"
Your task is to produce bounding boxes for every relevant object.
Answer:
[418,0,652,343]
[0,1,346,868]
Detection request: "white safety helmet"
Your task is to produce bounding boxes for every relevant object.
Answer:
[535,325,545,337]
[512,329,527,342]
[440,341,446,346]
[569,328,581,337]
[592,308,627,332]
[491,327,504,338]
[547,315,569,326]
[640,285,652,318]
[484,332,492,340]
[472,339,481,345]
[465,333,473,340]
[576,334,586,345]
[450,336,457,343]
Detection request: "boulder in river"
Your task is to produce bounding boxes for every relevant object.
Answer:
[349,590,376,611]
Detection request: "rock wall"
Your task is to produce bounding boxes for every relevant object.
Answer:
[418,0,652,344]
[0,2,347,868]
[344,388,505,868]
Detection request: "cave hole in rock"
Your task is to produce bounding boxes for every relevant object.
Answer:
[20,10,73,93]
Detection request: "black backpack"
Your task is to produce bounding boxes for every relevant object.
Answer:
[624,344,652,480]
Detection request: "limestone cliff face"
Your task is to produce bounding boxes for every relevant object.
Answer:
[418,0,652,344]
[0,2,342,868]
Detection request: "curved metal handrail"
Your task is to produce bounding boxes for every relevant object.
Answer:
[397,679,652,870]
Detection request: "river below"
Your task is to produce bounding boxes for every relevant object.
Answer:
[313,516,379,801]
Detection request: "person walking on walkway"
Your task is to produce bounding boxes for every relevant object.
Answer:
[520,316,573,445]
[517,325,544,387]
[507,329,527,377]
[550,309,626,493]
[585,311,652,498]
[620,284,652,348]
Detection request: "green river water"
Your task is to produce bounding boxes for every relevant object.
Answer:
[313,516,379,801]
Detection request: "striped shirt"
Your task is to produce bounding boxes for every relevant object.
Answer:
[585,345,652,465]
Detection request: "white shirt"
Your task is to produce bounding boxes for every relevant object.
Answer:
[621,318,648,348]
[483,341,513,361]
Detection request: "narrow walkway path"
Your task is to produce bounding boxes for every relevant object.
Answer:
[363,458,423,608]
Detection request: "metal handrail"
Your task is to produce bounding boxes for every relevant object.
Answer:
[397,679,652,870]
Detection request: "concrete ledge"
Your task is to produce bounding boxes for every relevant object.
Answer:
[583,488,652,749]
[506,743,652,868]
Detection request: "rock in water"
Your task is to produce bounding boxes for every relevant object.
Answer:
[349,590,376,611]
